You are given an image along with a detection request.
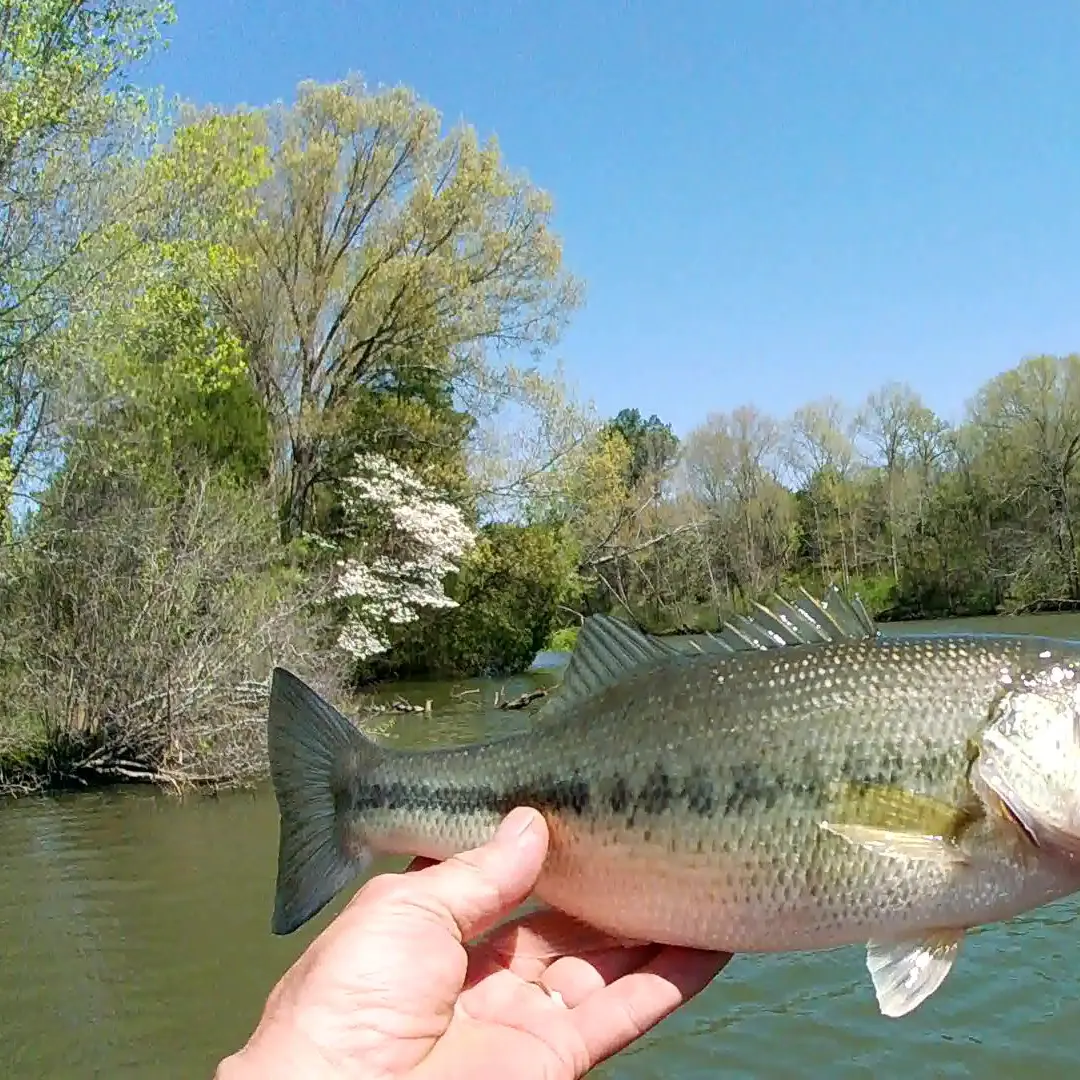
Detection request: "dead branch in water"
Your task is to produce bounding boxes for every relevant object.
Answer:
[497,687,552,710]
[366,697,432,714]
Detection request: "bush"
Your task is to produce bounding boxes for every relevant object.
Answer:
[361,522,581,679]
[0,462,330,791]
[546,625,579,652]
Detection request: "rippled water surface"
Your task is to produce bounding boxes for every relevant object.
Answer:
[4,615,1080,1078]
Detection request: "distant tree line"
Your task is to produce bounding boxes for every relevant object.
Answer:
[570,365,1080,635]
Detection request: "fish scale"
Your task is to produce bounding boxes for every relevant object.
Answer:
[267,588,1080,1019]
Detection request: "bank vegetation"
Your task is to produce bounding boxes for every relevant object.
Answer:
[3,2,1079,794]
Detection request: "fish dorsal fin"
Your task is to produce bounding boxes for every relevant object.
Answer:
[687,584,878,657]
[534,614,678,722]
[535,586,879,721]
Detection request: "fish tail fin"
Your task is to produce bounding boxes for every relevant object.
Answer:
[267,667,382,935]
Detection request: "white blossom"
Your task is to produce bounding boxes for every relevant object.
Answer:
[330,453,476,661]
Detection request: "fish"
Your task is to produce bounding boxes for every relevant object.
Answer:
[266,586,1080,1019]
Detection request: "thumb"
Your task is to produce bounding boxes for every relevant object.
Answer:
[414,806,550,944]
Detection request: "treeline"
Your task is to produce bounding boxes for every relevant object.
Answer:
[1,3,1076,797]
[581,361,1080,633]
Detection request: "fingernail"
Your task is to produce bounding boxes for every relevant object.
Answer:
[499,806,537,842]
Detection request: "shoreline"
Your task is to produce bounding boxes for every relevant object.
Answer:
[6,595,1080,800]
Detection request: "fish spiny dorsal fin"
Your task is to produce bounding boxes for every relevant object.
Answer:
[536,586,879,720]
[689,584,880,657]
[534,613,678,721]
[813,583,877,638]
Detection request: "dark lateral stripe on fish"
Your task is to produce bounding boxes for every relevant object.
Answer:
[342,746,966,826]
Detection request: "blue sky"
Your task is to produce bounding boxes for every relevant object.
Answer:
[143,1,1080,437]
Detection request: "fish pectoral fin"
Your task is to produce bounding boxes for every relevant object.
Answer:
[825,782,981,840]
[866,930,964,1018]
[819,821,969,865]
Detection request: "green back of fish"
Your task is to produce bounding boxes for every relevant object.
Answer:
[464,635,1019,837]
[360,612,1061,864]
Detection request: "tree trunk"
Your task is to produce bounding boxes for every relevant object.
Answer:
[283,437,317,541]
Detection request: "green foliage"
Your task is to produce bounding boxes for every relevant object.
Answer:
[844,574,898,617]
[604,408,680,489]
[80,278,270,486]
[1,0,177,513]
[366,522,581,679]
[546,625,579,652]
[0,0,174,145]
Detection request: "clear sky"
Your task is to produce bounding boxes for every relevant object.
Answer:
[142,1,1080,437]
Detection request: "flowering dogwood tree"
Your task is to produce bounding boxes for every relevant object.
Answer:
[331,453,476,660]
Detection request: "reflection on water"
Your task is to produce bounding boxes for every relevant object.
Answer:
[2,616,1080,1077]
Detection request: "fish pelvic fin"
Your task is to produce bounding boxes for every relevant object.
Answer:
[866,930,964,1018]
[267,667,380,936]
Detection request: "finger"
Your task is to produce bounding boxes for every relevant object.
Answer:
[570,948,733,1067]
[481,908,642,965]
[405,806,550,944]
[539,947,664,1007]
[469,937,659,991]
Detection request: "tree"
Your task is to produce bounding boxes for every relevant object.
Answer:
[857,382,919,581]
[212,77,582,540]
[465,360,600,525]
[969,354,1080,601]
[329,452,476,662]
[604,407,679,491]
[0,0,175,525]
[787,397,857,585]
[379,520,581,678]
[682,406,796,602]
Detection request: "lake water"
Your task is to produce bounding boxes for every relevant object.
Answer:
[4,614,1080,1078]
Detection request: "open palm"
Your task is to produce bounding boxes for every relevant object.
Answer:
[218,808,732,1080]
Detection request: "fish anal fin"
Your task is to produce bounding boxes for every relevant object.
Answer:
[866,930,964,1017]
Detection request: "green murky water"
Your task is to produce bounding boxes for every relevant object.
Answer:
[4,615,1080,1078]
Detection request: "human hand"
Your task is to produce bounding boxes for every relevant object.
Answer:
[215,806,732,1080]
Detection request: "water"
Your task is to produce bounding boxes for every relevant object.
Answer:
[4,614,1080,1078]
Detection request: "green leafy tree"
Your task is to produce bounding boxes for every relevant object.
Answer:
[376,521,581,678]
[211,77,582,540]
[605,407,680,490]
[0,0,175,526]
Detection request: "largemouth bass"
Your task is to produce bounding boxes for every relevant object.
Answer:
[266,588,1080,1018]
